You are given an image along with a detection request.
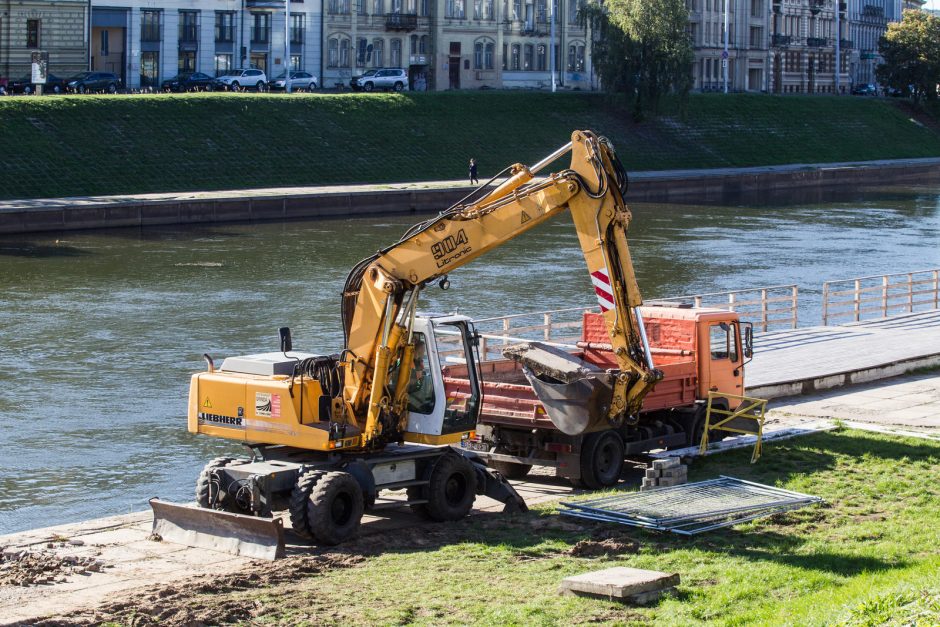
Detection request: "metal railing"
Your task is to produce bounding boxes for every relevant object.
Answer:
[822,269,940,325]
[664,285,799,331]
[468,306,592,360]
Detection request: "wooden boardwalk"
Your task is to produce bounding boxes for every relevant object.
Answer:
[747,310,940,399]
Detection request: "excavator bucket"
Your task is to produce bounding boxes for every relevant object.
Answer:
[502,343,615,436]
[149,498,286,561]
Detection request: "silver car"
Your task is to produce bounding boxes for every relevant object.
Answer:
[268,71,318,92]
[356,68,408,92]
[213,68,267,92]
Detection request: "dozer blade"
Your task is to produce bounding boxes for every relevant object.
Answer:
[149,498,286,561]
[503,342,615,436]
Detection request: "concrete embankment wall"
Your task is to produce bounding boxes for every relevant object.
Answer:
[3,158,940,235]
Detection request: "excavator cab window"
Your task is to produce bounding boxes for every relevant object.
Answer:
[434,321,481,434]
[406,333,436,415]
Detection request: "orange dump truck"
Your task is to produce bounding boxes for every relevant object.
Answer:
[450,305,752,488]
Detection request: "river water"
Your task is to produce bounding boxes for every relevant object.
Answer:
[1,185,939,534]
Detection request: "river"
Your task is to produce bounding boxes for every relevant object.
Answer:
[1,185,938,534]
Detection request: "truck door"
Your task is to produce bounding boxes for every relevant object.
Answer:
[707,321,744,399]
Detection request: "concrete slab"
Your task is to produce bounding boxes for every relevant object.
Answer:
[559,567,679,603]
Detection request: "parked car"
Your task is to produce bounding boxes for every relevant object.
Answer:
[350,69,378,91]
[355,68,408,92]
[213,68,267,92]
[851,83,877,96]
[268,71,317,92]
[7,73,68,94]
[65,72,121,94]
[0,77,7,95]
[161,72,215,92]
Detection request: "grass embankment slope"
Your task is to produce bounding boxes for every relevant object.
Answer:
[1,92,940,201]
[88,428,940,626]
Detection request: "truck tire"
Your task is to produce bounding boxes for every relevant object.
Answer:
[579,430,624,489]
[306,471,364,545]
[425,454,477,521]
[289,468,326,539]
[195,456,236,508]
[488,459,532,480]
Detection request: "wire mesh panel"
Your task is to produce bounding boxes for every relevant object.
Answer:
[560,476,822,535]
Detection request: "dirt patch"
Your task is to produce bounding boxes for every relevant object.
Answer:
[567,530,640,558]
[0,547,107,587]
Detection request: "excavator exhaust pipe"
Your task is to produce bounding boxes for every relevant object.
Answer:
[149,498,286,561]
[502,343,615,436]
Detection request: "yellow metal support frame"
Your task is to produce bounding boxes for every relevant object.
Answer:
[699,391,769,463]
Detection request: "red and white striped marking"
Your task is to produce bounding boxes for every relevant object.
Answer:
[590,268,615,312]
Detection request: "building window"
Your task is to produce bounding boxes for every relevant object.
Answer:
[179,11,198,43]
[474,0,483,18]
[329,0,351,14]
[537,0,547,23]
[485,42,494,69]
[511,43,520,70]
[568,0,580,23]
[141,11,160,43]
[372,39,384,66]
[390,38,402,66]
[26,19,40,48]
[567,44,575,71]
[575,44,584,71]
[474,42,483,69]
[420,0,430,15]
[214,53,232,75]
[411,34,419,54]
[523,44,533,70]
[356,0,364,12]
[513,0,522,19]
[420,35,429,54]
[357,38,368,66]
[291,54,302,70]
[179,50,196,72]
[100,30,109,56]
[251,13,270,43]
[215,12,234,43]
[446,0,466,18]
[340,38,350,66]
[329,36,351,67]
[537,43,546,71]
[141,51,159,87]
[374,0,384,14]
[483,0,494,19]
[502,43,507,69]
[291,14,304,44]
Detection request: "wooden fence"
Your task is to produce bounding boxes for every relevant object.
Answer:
[822,269,940,325]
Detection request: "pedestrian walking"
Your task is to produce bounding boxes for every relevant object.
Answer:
[469,158,479,185]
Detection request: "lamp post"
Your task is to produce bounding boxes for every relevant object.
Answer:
[834,0,840,93]
[284,1,292,93]
[723,0,729,93]
[550,0,556,92]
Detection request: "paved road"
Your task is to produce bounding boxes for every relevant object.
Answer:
[1,372,938,624]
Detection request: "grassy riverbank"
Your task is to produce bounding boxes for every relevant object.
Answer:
[1,92,939,201]
[87,427,940,626]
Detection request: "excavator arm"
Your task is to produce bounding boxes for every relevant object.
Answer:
[339,130,661,449]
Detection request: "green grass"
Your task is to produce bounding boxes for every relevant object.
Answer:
[1,91,939,201]
[102,428,940,626]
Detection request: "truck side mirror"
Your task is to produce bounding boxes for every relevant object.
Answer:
[743,324,753,359]
[279,326,293,353]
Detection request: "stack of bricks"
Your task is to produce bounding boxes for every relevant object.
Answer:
[641,458,688,491]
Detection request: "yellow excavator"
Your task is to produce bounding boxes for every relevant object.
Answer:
[151,130,662,558]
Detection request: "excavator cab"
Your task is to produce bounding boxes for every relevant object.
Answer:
[402,315,482,443]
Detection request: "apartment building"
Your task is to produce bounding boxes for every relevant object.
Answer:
[320,0,593,91]
[88,0,322,90]
[0,0,88,80]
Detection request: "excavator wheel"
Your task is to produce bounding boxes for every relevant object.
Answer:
[578,430,624,489]
[288,468,326,539]
[306,471,364,545]
[425,454,478,522]
[195,457,236,509]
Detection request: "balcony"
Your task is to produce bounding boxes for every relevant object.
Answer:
[809,0,825,14]
[246,0,286,7]
[772,34,792,46]
[862,3,884,17]
[806,37,828,47]
[386,12,418,30]
[839,38,853,49]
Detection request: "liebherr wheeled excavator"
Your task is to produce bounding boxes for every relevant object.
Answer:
[151,130,663,558]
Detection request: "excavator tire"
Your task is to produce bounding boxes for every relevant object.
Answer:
[195,457,236,509]
[488,459,532,480]
[306,471,364,545]
[289,468,326,539]
[425,454,477,522]
[579,430,624,489]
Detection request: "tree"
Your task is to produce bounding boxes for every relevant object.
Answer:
[877,9,940,103]
[582,0,693,120]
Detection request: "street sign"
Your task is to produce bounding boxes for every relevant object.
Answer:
[721,50,729,59]
[722,59,728,68]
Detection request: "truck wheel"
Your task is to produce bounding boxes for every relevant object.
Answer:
[306,471,364,545]
[288,468,325,539]
[425,454,477,521]
[579,431,624,489]
[489,459,532,480]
